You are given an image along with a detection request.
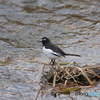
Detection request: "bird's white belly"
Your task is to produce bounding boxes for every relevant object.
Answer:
[43,46,59,59]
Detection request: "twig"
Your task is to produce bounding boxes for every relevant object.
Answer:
[53,71,57,87]
[35,88,41,100]
[76,67,93,85]
[65,70,78,84]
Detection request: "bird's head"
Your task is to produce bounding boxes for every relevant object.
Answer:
[39,37,50,45]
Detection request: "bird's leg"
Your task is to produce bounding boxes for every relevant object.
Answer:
[49,59,56,66]
[49,59,53,65]
[52,59,55,65]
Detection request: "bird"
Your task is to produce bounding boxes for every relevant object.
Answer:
[39,37,81,65]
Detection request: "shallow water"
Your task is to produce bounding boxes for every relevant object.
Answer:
[0,0,100,99]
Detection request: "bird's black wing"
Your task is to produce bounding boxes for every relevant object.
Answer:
[45,42,66,56]
[45,42,81,57]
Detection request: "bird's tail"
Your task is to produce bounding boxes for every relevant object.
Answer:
[65,54,81,57]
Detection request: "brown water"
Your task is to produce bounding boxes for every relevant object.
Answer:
[0,0,100,100]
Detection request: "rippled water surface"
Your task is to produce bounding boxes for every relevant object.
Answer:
[0,0,100,100]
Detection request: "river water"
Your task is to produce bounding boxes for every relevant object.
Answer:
[0,0,100,100]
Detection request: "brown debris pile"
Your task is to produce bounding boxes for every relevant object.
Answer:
[43,64,100,87]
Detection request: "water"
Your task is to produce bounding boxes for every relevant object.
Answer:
[0,0,100,99]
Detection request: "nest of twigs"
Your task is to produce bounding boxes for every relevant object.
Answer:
[43,63,100,87]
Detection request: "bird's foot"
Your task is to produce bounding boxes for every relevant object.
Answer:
[49,59,56,66]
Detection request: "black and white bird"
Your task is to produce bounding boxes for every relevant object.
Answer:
[39,37,81,65]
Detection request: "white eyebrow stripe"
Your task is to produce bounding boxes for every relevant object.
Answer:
[42,38,46,40]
